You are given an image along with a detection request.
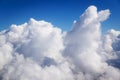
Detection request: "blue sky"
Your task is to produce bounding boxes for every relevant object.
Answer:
[0,0,120,33]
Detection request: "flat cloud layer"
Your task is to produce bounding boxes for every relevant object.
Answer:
[0,5,120,80]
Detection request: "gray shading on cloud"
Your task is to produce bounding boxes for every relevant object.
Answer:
[0,5,120,80]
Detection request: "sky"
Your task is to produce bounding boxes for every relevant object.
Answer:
[1,3,120,80]
[0,0,120,33]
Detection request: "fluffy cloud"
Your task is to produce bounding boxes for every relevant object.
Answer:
[0,5,120,80]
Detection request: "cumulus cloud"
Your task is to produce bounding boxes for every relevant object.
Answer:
[0,5,120,80]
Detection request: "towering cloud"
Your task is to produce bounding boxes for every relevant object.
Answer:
[0,5,120,80]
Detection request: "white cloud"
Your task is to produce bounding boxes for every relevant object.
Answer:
[0,5,120,80]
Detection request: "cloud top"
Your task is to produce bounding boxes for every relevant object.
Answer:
[0,5,120,80]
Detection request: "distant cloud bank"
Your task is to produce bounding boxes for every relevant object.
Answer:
[0,6,120,80]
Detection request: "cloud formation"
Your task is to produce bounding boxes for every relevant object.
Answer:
[0,5,120,80]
